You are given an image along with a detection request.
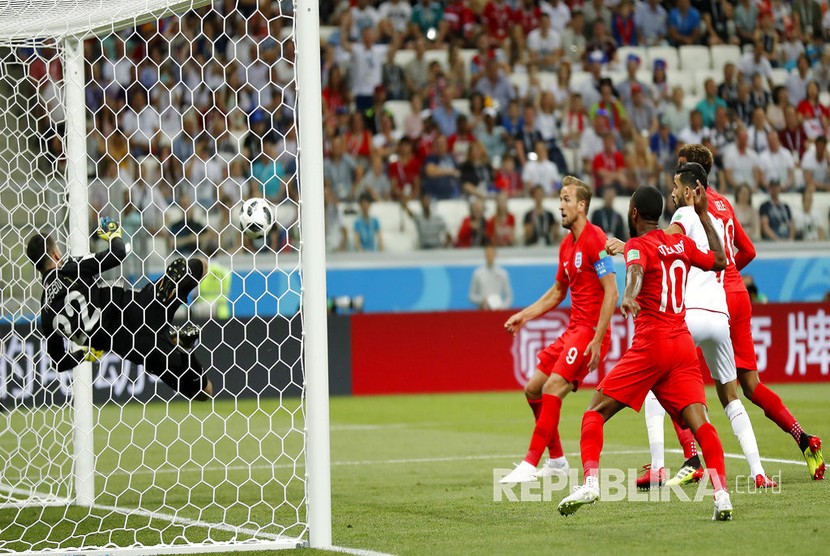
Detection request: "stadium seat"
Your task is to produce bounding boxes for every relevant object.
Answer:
[710,45,741,72]
[435,199,471,242]
[646,46,679,73]
[821,91,830,106]
[423,48,449,71]
[384,100,412,130]
[608,71,626,86]
[679,45,711,72]
[538,71,557,90]
[393,49,416,68]
[683,94,703,112]
[668,69,699,96]
[509,72,529,94]
[771,67,790,86]
[570,70,592,89]
[459,48,477,72]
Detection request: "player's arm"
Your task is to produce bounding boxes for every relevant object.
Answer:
[67,219,127,277]
[45,332,85,372]
[620,263,643,319]
[504,280,566,335]
[693,186,726,271]
[732,212,756,270]
[585,270,618,370]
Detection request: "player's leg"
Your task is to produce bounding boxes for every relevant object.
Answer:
[665,417,704,486]
[700,318,770,485]
[728,290,824,479]
[143,334,212,401]
[636,391,667,489]
[524,369,547,421]
[155,257,208,314]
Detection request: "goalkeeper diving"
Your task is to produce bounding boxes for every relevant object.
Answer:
[26,218,213,400]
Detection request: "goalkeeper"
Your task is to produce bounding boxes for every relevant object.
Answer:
[26,218,213,400]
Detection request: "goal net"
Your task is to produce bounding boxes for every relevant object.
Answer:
[0,0,330,553]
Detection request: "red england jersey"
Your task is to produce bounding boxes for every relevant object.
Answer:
[482,1,514,41]
[624,229,716,337]
[514,6,542,34]
[556,222,614,329]
[706,188,756,294]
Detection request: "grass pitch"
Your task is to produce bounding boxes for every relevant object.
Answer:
[1,384,827,555]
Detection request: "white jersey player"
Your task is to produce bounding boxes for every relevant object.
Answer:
[664,163,773,487]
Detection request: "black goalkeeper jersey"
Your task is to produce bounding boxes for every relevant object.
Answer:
[39,238,128,371]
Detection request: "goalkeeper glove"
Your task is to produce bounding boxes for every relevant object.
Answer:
[82,347,105,362]
[97,217,122,241]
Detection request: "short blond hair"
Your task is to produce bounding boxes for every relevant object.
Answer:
[561,176,593,212]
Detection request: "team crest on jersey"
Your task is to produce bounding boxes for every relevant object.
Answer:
[575,252,583,269]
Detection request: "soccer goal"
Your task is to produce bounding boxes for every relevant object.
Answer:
[0,0,331,553]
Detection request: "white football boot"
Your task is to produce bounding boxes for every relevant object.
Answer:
[558,476,599,516]
[712,489,734,521]
[535,457,570,479]
[499,461,538,484]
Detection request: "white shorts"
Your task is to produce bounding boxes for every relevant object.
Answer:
[685,309,737,384]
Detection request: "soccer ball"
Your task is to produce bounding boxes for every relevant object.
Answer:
[239,198,274,239]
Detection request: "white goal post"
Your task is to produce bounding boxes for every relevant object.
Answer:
[0,0,330,553]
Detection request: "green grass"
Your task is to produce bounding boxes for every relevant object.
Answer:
[2,385,828,555]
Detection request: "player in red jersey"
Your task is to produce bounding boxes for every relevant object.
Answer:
[679,144,824,481]
[559,182,734,521]
[499,176,618,483]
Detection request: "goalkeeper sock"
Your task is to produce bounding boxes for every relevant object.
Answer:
[580,410,605,481]
[644,391,666,470]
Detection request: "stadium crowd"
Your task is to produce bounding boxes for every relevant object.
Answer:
[15,0,830,254]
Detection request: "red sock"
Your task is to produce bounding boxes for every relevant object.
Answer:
[524,394,562,466]
[672,420,697,458]
[580,410,604,481]
[527,397,542,422]
[695,423,727,492]
[751,383,802,443]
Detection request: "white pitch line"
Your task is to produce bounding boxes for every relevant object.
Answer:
[327,545,397,556]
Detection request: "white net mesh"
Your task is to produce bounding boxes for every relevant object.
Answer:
[0,0,308,552]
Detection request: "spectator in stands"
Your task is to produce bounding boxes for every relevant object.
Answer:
[593,132,629,194]
[742,274,767,303]
[353,193,383,252]
[468,93,486,131]
[486,192,516,247]
[617,54,650,109]
[801,135,830,192]
[411,0,447,43]
[344,111,374,165]
[346,0,381,42]
[662,86,689,136]
[611,0,638,47]
[523,184,560,245]
[747,107,773,153]
[475,58,515,118]
[792,0,823,44]
[561,93,588,150]
[388,137,421,200]
[767,85,790,130]
[589,78,627,130]
[322,64,350,120]
[461,141,496,198]
[371,113,401,160]
[701,0,739,46]
[381,50,407,102]
[401,192,452,249]
[734,0,759,46]
[447,114,475,164]
[779,104,809,160]
[494,154,523,197]
[634,0,668,47]
[404,37,431,97]
[342,27,388,112]
[749,73,773,112]
[732,80,755,125]
[121,87,159,158]
[357,153,393,201]
[650,58,671,109]
[678,109,711,145]
[812,49,830,91]
[627,83,657,136]
[718,62,740,106]
[560,8,586,68]
[401,94,425,140]
[668,0,702,46]
[476,107,508,162]
[501,99,524,136]
[324,185,347,253]
[423,135,462,200]
[324,135,361,202]
[760,181,795,240]
[527,13,562,71]
[794,187,827,240]
[627,133,659,189]
[650,115,679,177]
[542,0,571,34]
[695,78,727,128]
[591,186,626,240]
[583,0,612,36]
[167,194,218,257]
[469,244,513,310]
[710,105,736,155]
[585,19,617,66]
[733,183,761,241]
[580,109,610,172]
[779,22,805,70]
[379,0,412,42]
[444,1,478,45]
[251,141,285,209]
[723,126,762,191]
[521,140,561,195]
[456,197,489,247]
[579,50,605,109]
[431,86,461,137]
[759,131,796,192]
[481,0,514,43]
[738,38,775,89]
[786,54,812,105]
[796,80,829,140]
